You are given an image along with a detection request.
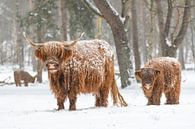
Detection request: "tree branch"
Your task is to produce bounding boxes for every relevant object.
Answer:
[164,0,173,38]
[173,0,191,47]
[83,0,103,18]
[173,5,195,8]
[171,6,180,40]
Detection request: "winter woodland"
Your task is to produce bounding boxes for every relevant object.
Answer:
[0,0,195,129]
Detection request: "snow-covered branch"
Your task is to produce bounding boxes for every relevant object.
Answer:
[106,0,125,24]
[84,0,126,25]
[83,0,103,18]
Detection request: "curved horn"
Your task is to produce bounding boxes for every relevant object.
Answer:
[23,32,45,48]
[63,32,85,48]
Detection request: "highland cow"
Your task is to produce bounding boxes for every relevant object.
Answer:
[14,70,37,86]
[135,57,181,105]
[24,33,127,110]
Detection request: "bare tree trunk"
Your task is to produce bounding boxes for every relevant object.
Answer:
[131,0,141,70]
[59,0,68,41]
[156,0,191,57]
[36,28,43,83]
[155,0,165,57]
[172,0,191,55]
[93,0,133,88]
[29,0,47,83]
[139,0,147,63]
[155,0,173,57]
[190,23,195,70]
[16,0,24,69]
[147,0,155,60]
[178,44,185,69]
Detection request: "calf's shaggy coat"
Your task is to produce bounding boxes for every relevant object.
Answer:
[24,33,127,110]
[14,70,36,86]
[135,57,181,105]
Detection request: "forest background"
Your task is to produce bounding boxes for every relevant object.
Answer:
[0,0,194,88]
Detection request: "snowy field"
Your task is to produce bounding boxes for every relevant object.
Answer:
[0,65,195,129]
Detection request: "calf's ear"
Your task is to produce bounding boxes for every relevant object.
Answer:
[135,70,142,81]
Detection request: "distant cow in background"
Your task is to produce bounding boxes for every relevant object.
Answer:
[14,70,37,86]
[135,57,181,105]
[23,33,127,111]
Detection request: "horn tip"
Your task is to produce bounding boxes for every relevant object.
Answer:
[23,31,26,36]
[80,32,85,38]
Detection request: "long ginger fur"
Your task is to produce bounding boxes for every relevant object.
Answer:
[30,39,127,110]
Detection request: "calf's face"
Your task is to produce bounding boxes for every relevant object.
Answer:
[135,68,160,91]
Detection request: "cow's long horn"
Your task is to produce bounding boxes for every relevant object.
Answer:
[63,32,85,48]
[23,32,44,48]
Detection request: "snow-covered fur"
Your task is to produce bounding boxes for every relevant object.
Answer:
[135,57,181,105]
[14,70,36,87]
[31,39,127,110]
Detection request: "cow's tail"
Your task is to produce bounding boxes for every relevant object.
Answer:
[111,80,128,107]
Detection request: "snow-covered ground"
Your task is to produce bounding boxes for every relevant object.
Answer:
[0,66,195,129]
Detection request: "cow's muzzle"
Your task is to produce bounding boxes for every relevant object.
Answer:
[46,60,59,73]
[143,84,152,90]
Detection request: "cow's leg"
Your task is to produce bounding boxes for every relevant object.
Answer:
[147,97,153,105]
[56,73,67,110]
[165,89,179,104]
[165,79,180,105]
[95,93,101,107]
[97,65,113,107]
[153,81,163,105]
[147,85,163,105]
[57,92,67,110]
[57,96,66,110]
[95,89,109,107]
[15,82,18,87]
[152,94,161,105]
[24,81,28,87]
[19,81,21,86]
[147,95,161,105]
[68,91,77,111]
[165,92,171,104]
[14,78,18,86]
[99,87,109,107]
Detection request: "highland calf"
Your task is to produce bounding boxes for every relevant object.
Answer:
[14,70,37,86]
[135,57,181,105]
[24,33,127,110]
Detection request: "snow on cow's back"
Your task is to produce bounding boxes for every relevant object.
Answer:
[76,39,114,60]
[146,57,180,68]
[155,57,179,64]
[145,57,181,89]
[62,39,114,74]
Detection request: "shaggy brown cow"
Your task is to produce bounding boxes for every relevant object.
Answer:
[135,57,181,105]
[24,33,127,110]
[14,70,37,86]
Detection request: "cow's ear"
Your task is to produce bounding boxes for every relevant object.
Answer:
[35,48,46,62]
[63,49,73,61]
[155,70,160,76]
[135,70,142,81]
